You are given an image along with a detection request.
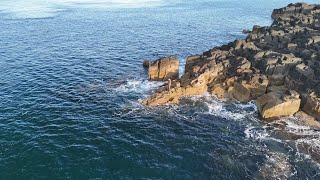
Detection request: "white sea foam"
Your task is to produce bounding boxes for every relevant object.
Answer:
[186,94,253,120]
[246,115,320,168]
[0,0,165,19]
[259,152,293,179]
[115,79,164,94]
[244,126,269,140]
[283,119,319,136]
[206,102,246,120]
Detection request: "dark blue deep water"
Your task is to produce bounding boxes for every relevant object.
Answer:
[1,0,320,179]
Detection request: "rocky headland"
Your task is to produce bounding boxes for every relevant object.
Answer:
[143,3,320,123]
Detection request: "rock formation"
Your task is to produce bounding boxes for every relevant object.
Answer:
[148,57,179,81]
[144,3,320,121]
[256,90,301,120]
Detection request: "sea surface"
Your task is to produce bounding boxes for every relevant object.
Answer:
[1,0,320,179]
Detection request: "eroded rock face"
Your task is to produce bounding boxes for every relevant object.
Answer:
[143,68,217,106]
[256,90,301,120]
[294,111,320,128]
[144,3,320,121]
[303,93,320,121]
[148,57,179,81]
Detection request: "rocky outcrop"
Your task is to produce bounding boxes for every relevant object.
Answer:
[294,111,320,128]
[303,93,320,121]
[256,90,300,120]
[148,57,179,81]
[144,3,320,122]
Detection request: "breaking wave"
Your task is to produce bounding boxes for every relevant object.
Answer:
[114,79,164,94]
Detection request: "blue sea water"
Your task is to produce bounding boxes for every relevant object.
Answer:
[1,0,320,179]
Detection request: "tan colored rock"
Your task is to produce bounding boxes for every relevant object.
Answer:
[229,82,251,103]
[249,75,269,99]
[210,84,227,99]
[303,93,320,121]
[256,90,301,120]
[143,2,320,123]
[222,74,268,102]
[148,57,179,81]
[294,111,320,128]
[143,69,212,106]
[234,40,258,50]
[224,76,237,87]
[143,83,208,107]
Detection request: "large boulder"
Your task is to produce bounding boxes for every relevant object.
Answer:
[143,79,208,107]
[256,90,301,120]
[294,111,320,128]
[148,57,179,81]
[224,74,268,102]
[303,93,320,121]
[210,84,228,99]
[228,82,251,103]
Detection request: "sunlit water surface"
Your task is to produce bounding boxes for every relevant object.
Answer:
[1,0,320,179]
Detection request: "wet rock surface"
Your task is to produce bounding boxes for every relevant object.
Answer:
[144,3,320,122]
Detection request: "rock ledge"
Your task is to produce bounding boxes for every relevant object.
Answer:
[144,3,320,121]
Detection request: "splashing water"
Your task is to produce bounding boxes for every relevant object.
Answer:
[1,0,320,179]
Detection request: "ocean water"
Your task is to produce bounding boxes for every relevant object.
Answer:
[1,0,320,179]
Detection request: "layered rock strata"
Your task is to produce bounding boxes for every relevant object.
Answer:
[144,3,320,121]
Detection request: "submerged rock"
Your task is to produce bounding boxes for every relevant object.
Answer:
[143,59,149,68]
[143,3,320,122]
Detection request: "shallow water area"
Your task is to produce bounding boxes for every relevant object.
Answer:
[1,0,320,179]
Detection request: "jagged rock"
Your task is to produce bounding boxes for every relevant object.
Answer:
[256,90,301,120]
[249,74,269,98]
[242,29,251,34]
[210,84,227,99]
[268,75,285,86]
[235,40,258,50]
[143,80,208,107]
[148,57,179,81]
[143,3,320,122]
[229,82,251,102]
[227,56,252,75]
[212,74,268,102]
[267,85,288,94]
[291,63,315,81]
[144,68,218,106]
[303,93,320,121]
[256,53,302,77]
[294,111,320,128]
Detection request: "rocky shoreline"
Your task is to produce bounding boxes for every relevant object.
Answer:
[143,3,320,124]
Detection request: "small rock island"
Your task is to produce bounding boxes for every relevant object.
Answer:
[143,3,320,122]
